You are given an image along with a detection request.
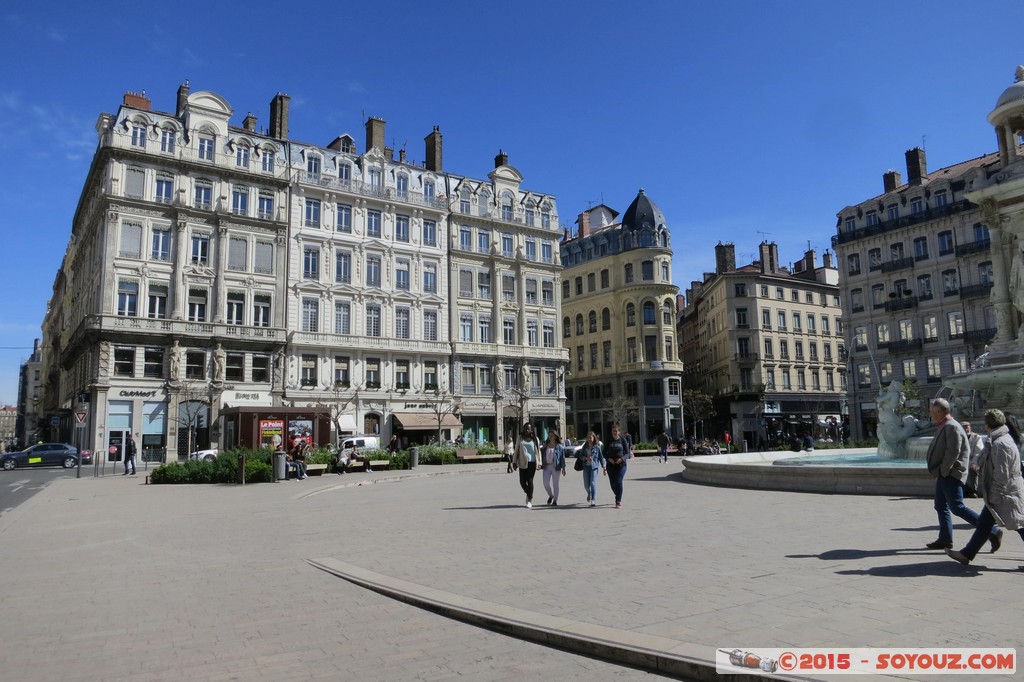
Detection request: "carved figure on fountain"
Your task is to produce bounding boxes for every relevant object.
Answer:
[876,381,926,459]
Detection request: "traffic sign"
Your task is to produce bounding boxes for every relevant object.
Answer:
[50,416,60,426]
[75,411,88,424]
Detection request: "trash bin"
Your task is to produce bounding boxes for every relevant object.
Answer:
[274,451,287,480]
[409,447,419,469]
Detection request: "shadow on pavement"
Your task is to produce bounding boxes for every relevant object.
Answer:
[787,547,951,561]
[835,561,983,578]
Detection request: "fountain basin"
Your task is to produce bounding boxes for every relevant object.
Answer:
[680,448,933,496]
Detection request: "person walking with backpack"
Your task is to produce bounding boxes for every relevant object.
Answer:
[605,424,631,508]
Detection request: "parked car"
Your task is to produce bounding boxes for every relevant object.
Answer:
[1,443,81,470]
[80,450,93,465]
[189,449,218,461]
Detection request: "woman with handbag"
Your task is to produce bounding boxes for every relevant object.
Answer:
[515,424,541,508]
[576,431,605,507]
[604,423,632,509]
[504,435,515,474]
[540,431,566,506]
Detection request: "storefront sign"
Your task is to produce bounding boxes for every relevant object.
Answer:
[227,391,270,405]
[118,390,159,398]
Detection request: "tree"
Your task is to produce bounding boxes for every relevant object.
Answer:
[682,389,715,440]
[601,394,640,435]
[314,381,362,444]
[175,381,211,457]
[896,378,922,418]
[427,386,462,445]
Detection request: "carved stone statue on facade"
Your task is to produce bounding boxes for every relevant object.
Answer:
[212,343,225,382]
[169,340,182,382]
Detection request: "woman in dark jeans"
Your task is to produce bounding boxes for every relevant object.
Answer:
[515,424,541,508]
[604,424,631,508]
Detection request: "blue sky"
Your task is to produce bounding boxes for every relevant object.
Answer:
[1,0,1020,405]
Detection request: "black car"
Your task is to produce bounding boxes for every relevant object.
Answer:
[1,443,81,470]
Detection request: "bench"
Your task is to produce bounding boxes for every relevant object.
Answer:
[305,464,328,476]
[455,452,505,464]
[338,459,391,473]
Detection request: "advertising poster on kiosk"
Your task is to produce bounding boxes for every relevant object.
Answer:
[260,419,284,450]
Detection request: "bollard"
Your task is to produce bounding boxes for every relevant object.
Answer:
[409,447,419,469]
[237,452,245,485]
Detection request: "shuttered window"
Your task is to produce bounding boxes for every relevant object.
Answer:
[120,222,142,257]
[254,241,273,274]
[228,237,247,270]
[125,167,145,198]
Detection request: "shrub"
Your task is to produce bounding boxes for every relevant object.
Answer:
[150,447,273,484]
[389,450,410,470]
[634,441,658,450]
[417,444,457,465]
[474,441,501,456]
[244,459,274,482]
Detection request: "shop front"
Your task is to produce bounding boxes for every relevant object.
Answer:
[219,406,331,452]
[391,411,463,446]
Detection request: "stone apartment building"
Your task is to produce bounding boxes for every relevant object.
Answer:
[38,83,566,463]
[679,242,845,449]
[559,190,683,442]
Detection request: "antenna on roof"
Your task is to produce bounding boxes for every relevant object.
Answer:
[756,230,771,241]
[922,134,927,151]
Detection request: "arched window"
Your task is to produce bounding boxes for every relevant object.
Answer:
[626,303,636,326]
[478,190,491,217]
[663,300,674,325]
[501,191,514,221]
[563,316,571,338]
[602,308,611,330]
[575,314,584,335]
[624,264,634,283]
[643,301,656,325]
[588,311,597,333]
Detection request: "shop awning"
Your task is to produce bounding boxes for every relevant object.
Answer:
[392,412,462,430]
[336,415,358,432]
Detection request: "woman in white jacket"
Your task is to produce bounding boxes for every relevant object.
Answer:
[947,409,1024,566]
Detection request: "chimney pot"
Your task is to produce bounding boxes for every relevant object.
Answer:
[424,126,442,172]
[905,147,927,186]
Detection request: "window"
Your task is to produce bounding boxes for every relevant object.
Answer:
[917,274,933,300]
[502,274,515,301]
[597,308,608,331]
[459,270,473,298]
[871,283,885,307]
[821,316,830,335]
[791,289,799,302]
[423,179,434,200]
[250,191,276,222]
[155,175,173,203]
[304,199,321,227]
[459,228,472,251]
[460,189,471,214]
[117,280,138,316]
[336,204,352,232]
[301,297,319,332]
[947,311,964,338]
[542,241,553,264]
[335,250,352,284]
[795,340,805,360]
[252,241,273,275]
[624,264,633,283]
[424,361,438,390]
[974,223,990,243]
[395,308,410,339]
[542,281,554,305]
[642,260,654,280]
[366,210,381,238]
[942,269,959,295]
[236,145,250,169]
[131,123,147,148]
[395,360,410,389]
[423,264,437,294]
[366,255,381,287]
[194,181,212,210]
[303,247,320,279]
[500,192,513,221]
[186,351,206,379]
[262,149,275,173]
[253,295,271,327]
[478,315,492,343]
[876,322,890,345]
[460,314,473,342]
[887,204,899,221]
[144,348,164,378]
[927,357,941,380]
[525,239,536,261]
[225,353,244,382]
[914,237,929,260]
[306,154,321,176]
[845,217,856,232]
[147,284,167,319]
[502,233,514,257]
[736,308,749,328]
[253,355,270,383]
[587,273,596,292]
[503,318,516,345]
[119,221,143,258]
[764,338,774,359]
[979,261,994,285]
[198,135,214,161]
[626,303,636,326]
[232,186,249,216]
[526,278,537,304]
[422,220,436,246]
[952,353,969,374]
[807,314,816,333]
[853,326,867,349]
[396,215,410,242]
[479,271,492,299]
[365,358,381,389]
[823,344,832,361]
[114,346,135,376]
[396,260,410,290]
[301,354,317,387]
[334,301,351,335]
[226,292,245,325]
[777,310,787,330]
[367,168,381,188]
[782,369,792,390]
[589,343,598,370]
[190,233,209,264]
[160,128,175,153]
[396,174,409,199]
[765,369,776,390]
[543,321,555,348]
[923,315,938,341]
[938,231,954,255]
[902,359,917,381]
[898,318,913,341]
[541,208,551,228]
[362,304,382,337]
[911,197,923,214]
[528,320,539,347]
[187,288,207,322]
[150,228,170,261]
[792,312,802,331]
[228,237,247,271]
[935,190,948,206]
[424,309,438,341]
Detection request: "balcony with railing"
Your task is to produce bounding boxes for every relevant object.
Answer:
[734,353,759,364]
[887,338,923,354]
[955,238,992,257]
[833,199,975,245]
[963,327,997,345]
[294,172,449,210]
[884,295,918,312]
[880,256,915,273]
[88,314,285,342]
[959,282,994,299]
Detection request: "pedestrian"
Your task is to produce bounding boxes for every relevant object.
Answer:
[605,423,631,509]
[946,409,1023,566]
[962,421,984,497]
[290,442,308,479]
[802,432,814,452]
[122,433,137,476]
[576,431,605,507]
[924,398,1000,550]
[504,435,515,474]
[388,435,399,454]
[657,431,670,463]
[540,431,566,506]
[515,423,540,508]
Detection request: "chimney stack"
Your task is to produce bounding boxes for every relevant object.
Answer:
[176,80,190,117]
[804,248,817,273]
[758,241,779,274]
[242,113,257,132]
[399,148,406,163]
[494,149,508,168]
[365,117,386,153]
[676,294,685,311]
[883,169,902,193]
[823,250,834,268]
[424,126,442,172]
[714,242,736,275]
[123,91,151,111]
[577,210,591,237]
[269,93,290,140]
[905,147,927,186]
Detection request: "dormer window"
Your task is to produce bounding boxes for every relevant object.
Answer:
[306,154,321,176]
[131,123,147,148]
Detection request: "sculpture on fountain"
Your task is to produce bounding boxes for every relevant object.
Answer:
[876,381,926,459]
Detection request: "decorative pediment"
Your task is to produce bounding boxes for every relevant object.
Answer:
[187,91,233,118]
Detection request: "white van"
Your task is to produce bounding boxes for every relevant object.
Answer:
[339,435,380,458]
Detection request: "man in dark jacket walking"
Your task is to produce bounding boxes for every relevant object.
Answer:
[123,433,137,476]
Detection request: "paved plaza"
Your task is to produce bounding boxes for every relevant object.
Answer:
[0,459,1021,681]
